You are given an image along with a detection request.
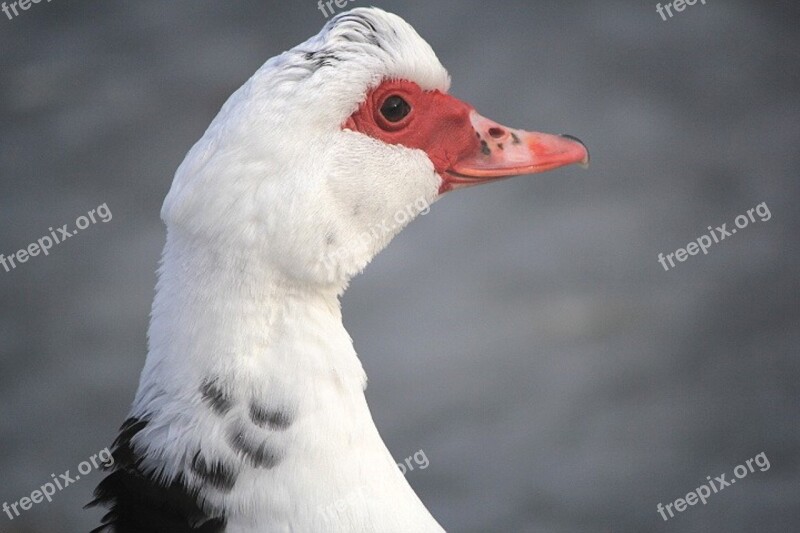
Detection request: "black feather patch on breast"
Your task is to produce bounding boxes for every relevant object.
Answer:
[87,417,227,533]
[200,379,234,416]
[191,451,237,493]
[249,402,293,431]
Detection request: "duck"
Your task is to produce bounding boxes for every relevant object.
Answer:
[89,7,588,533]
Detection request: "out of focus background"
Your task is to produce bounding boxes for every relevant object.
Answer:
[0,1,798,532]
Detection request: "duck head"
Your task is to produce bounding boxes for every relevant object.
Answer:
[161,8,589,290]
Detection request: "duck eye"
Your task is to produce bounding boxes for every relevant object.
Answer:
[379,95,411,123]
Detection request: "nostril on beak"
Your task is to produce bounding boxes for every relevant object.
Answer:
[487,127,506,139]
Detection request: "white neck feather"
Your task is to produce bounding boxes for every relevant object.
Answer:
[130,230,443,532]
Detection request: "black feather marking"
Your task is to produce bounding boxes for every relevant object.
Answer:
[301,50,340,71]
[337,13,377,34]
[88,417,226,533]
[361,18,377,34]
[112,418,148,467]
[227,424,282,469]
[334,13,381,48]
[200,379,233,416]
[249,403,293,431]
[191,451,237,493]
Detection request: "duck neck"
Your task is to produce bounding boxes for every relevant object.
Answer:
[135,229,365,410]
[128,231,440,531]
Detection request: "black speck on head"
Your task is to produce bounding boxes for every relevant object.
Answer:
[325,232,336,246]
[476,131,481,139]
[200,379,233,416]
[302,50,339,71]
[511,132,522,145]
[249,403,293,431]
[191,451,237,493]
[497,143,504,150]
[227,425,282,469]
[480,140,491,156]
[335,13,380,48]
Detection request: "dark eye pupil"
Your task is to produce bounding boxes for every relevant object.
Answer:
[380,95,411,122]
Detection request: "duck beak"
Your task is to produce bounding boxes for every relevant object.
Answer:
[442,111,589,192]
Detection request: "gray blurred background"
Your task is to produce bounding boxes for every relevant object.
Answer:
[0,1,798,532]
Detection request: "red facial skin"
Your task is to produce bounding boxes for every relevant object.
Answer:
[343,80,589,194]
[344,80,481,191]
